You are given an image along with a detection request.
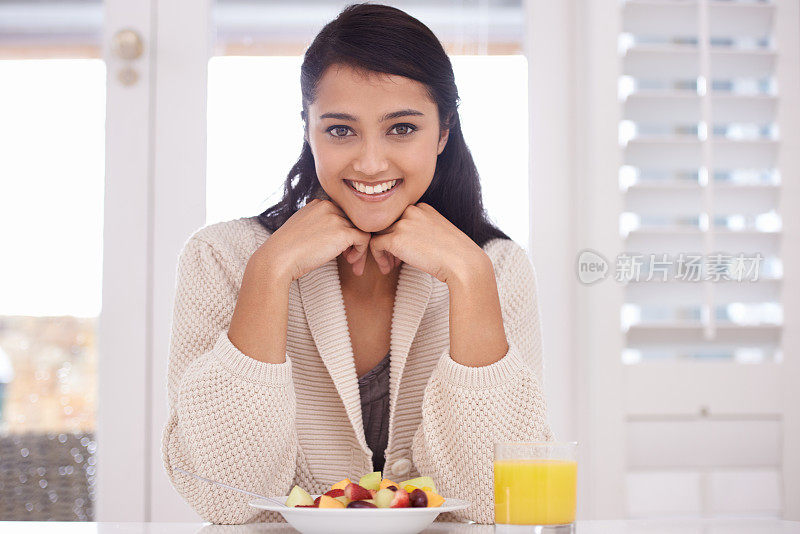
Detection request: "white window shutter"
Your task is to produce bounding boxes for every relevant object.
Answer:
[618,0,787,519]
[620,0,781,365]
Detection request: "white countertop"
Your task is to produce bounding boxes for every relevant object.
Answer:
[1,520,799,533]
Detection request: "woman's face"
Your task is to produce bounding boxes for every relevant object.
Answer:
[306,64,449,233]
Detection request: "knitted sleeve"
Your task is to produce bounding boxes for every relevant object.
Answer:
[411,239,554,524]
[161,235,298,524]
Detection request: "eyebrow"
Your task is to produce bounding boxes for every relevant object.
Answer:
[318,109,424,122]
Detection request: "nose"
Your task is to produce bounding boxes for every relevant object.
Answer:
[351,137,389,175]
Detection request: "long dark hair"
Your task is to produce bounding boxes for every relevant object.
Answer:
[257,2,510,247]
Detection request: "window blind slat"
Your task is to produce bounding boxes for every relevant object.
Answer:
[712,140,778,169]
[708,2,775,38]
[623,46,699,78]
[624,93,701,122]
[623,1,698,38]
[714,184,779,215]
[623,94,777,124]
[711,94,778,123]
[626,279,781,306]
[710,49,777,79]
[626,229,780,257]
[626,324,781,348]
[625,139,702,168]
[622,1,775,39]
[624,139,778,168]
[623,49,776,80]
[625,184,703,215]
[625,183,778,216]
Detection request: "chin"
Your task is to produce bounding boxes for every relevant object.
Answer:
[347,211,400,234]
[350,219,390,234]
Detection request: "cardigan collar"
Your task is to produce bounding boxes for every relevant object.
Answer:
[297,257,433,457]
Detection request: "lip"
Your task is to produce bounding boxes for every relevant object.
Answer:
[345,179,402,202]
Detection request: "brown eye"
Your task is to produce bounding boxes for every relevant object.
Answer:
[327,126,351,138]
[390,123,417,136]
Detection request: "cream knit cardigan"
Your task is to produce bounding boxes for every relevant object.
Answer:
[161,215,553,525]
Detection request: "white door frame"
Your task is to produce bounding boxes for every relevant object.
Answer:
[572,0,628,520]
[98,0,209,522]
[97,0,156,521]
[526,0,578,448]
[527,0,627,520]
[775,0,800,519]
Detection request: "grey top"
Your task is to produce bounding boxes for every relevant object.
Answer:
[357,351,391,473]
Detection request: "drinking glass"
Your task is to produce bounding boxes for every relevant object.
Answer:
[494,441,578,533]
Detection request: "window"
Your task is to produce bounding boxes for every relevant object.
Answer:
[0,1,103,521]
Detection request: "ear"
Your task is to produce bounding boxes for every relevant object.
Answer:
[437,128,450,155]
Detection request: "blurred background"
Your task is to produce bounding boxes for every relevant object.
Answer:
[0,0,797,524]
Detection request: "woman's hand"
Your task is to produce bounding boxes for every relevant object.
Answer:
[254,199,372,282]
[367,202,488,285]
[369,202,508,367]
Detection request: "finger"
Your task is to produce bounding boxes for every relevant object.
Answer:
[343,228,368,262]
[347,243,368,266]
[349,231,371,275]
[368,238,390,274]
[343,245,357,263]
[382,252,395,274]
[350,230,371,255]
[352,251,368,276]
[375,248,394,275]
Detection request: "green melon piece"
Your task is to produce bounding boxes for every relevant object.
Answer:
[374,488,395,508]
[358,471,382,491]
[399,476,437,493]
[285,485,314,507]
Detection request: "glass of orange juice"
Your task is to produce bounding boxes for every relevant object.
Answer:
[494,441,578,533]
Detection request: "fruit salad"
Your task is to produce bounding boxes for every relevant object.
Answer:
[284,471,446,509]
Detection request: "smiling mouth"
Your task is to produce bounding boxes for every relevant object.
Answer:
[345,179,402,195]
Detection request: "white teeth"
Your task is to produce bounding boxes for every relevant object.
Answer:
[351,179,398,195]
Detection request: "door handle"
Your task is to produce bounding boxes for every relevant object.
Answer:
[112,29,144,60]
[111,29,144,86]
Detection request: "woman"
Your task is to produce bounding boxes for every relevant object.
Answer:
[162,2,553,525]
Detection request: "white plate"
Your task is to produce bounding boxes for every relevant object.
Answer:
[249,495,471,534]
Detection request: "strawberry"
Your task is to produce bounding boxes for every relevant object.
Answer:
[389,488,410,508]
[344,483,373,501]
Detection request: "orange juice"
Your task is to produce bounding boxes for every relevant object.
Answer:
[494,459,577,525]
